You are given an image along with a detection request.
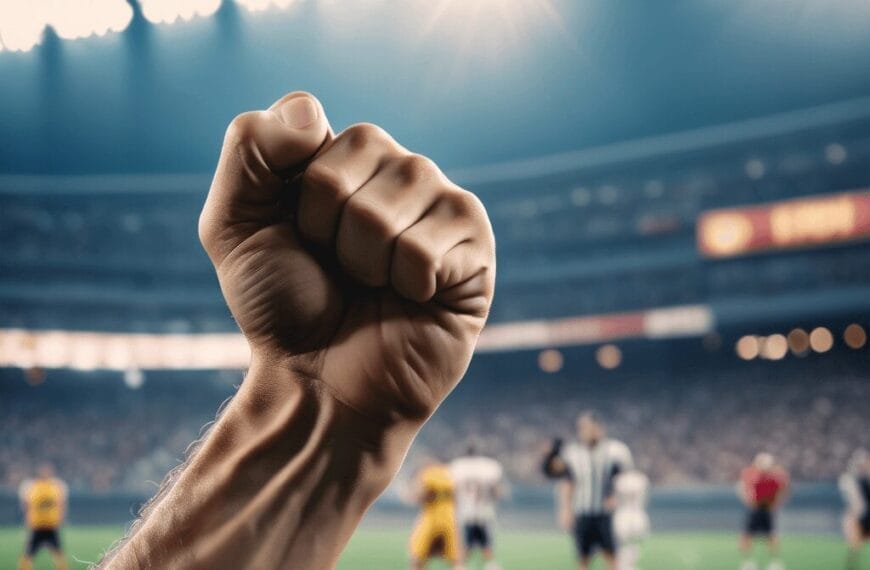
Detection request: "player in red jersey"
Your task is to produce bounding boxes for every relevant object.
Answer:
[737,452,790,570]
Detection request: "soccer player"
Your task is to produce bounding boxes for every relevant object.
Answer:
[839,448,870,570]
[97,91,495,569]
[542,412,634,570]
[18,464,69,570]
[612,469,650,570]
[409,460,462,570]
[737,452,790,570]
[451,444,508,570]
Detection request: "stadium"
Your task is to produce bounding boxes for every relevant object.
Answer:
[1,1,869,569]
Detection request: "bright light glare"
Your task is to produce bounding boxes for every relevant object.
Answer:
[413,0,567,66]
[235,0,296,12]
[139,0,222,24]
[0,2,48,52]
[315,0,569,77]
[50,0,133,40]
[0,0,133,52]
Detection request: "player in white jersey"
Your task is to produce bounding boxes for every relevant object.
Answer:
[612,470,650,570]
[450,445,508,570]
[543,412,634,570]
[840,448,870,570]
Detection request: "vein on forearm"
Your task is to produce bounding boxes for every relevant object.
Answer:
[98,371,404,570]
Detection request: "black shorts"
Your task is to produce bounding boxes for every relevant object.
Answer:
[574,514,615,558]
[464,523,491,549]
[26,528,61,556]
[860,513,870,537]
[745,508,774,536]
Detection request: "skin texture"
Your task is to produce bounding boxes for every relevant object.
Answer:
[98,92,495,569]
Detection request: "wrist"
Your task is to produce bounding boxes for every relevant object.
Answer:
[239,354,418,490]
[109,356,416,569]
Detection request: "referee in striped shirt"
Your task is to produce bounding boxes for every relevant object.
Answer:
[543,412,634,570]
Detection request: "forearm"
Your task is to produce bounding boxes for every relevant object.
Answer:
[102,357,416,569]
[558,481,573,514]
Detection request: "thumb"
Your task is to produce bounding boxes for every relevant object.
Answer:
[200,92,331,266]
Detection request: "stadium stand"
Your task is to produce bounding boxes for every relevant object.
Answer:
[1,350,866,493]
[0,94,868,505]
[2,99,870,333]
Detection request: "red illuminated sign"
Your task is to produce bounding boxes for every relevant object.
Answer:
[697,190,870,258]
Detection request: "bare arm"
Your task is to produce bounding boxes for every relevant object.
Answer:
[557,479,574,531]
[58,481,68,525]
[771,468,791,510]
[736,475,751,507]
[840,474,865,516]
[99,91,494,569]
[100,363,415,568]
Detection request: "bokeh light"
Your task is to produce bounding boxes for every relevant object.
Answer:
[595,344,622,369]
[809,327,834,353]
[787,328,810,355]
[124,368,145,389]
[537,348,563,373]
[760,334,788,360]
[843,323,867,349]
[825,142,848,165]
[736,335,760,360]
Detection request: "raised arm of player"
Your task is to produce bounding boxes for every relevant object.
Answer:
[98,92,495,569]
[542,437,567,479]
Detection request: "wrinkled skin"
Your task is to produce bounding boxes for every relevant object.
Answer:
[199,92,495,425]
[100,92,495,570]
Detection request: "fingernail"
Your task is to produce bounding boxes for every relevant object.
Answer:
[279,96,318,129]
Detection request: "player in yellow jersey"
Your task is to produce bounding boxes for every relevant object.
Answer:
[409,460,464,570]
[18,464,69,570]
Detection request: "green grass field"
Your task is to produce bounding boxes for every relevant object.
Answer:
[1,526,866,569]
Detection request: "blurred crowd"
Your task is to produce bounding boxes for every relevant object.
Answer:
[415,367,867,486]
[0,361,867,493]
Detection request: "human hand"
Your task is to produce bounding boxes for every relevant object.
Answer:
[199,91,496,426]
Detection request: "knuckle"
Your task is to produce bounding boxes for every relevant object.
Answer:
[440,188,481,217]
[393,153,440,185]
[303,161,353,204]
[224,111,263,148]
[438,189,495,250]
[342,122,392,151]
[345,197,402,240]
[397,232,440,275]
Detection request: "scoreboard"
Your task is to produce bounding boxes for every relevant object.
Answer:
[697,190,870,258]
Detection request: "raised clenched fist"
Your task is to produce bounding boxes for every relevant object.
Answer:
[199,92,495,424]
